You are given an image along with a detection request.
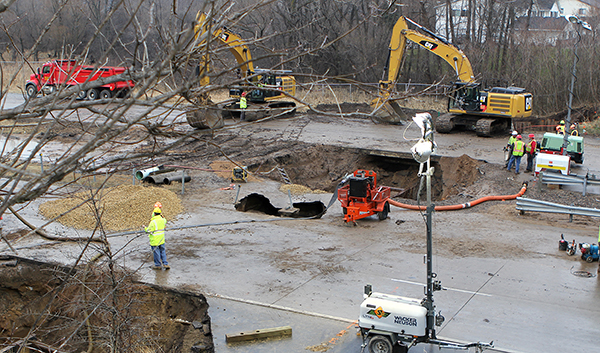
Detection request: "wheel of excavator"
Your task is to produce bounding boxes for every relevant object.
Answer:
[475,118,494,137]
[475,118,510,137]
[435,113,455,133]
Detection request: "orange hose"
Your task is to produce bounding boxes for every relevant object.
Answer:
[388,183,527,211]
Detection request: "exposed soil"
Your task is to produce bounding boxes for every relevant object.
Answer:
[0,255,213,353]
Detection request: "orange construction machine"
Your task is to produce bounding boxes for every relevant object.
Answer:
[337,170,391,224]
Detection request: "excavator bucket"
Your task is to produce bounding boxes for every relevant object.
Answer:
[186,107,224,129]
[370,97,408,124]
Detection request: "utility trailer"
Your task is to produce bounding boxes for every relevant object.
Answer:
[337,170,391,224]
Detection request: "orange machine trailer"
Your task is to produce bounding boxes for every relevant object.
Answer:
[337,170,391,224]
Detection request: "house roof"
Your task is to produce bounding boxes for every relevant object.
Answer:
[536,0,556,11]
[580,0,600,8]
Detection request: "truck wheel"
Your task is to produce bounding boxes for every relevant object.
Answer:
[87,88,99,100]
[26,84,37,99]
[77,90,87,100]
[117,89,130,98]
[368,335,393,353]
[378,201,389,220]
[100,89,112,99]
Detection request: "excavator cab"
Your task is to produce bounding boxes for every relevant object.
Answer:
[449,82,482,113]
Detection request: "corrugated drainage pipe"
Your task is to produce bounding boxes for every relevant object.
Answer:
[388,182,527,211]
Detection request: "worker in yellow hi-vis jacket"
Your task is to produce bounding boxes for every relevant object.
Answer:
[145,207,169,270]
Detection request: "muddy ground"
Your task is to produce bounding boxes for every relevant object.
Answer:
[1,101,600,352]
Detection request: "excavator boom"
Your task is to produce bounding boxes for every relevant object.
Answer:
[383,16,475,86]
[194,13,254,80]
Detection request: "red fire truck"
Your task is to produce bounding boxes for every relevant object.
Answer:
[25,60,134,100]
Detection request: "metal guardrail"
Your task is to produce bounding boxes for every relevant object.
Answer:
[516,197,600,220]
[540,171,600,196]
[297,82,452,96]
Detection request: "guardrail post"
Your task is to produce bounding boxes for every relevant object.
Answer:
[583,174,587,196]
[538,172,543,193]
[181,170,185,195]
[569,203,574,222]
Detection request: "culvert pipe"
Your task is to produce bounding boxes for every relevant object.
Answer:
[389,183,527,211]
[135,165,165,180]
[144,172,191,185]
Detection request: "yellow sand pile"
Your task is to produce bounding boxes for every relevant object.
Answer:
[39,184,183,231]
[279,184,328,195]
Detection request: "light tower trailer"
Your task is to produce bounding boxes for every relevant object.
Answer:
[358,113,493,353]
[358,285,493,353]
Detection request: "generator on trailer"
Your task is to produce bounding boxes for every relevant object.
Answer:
[337,170,391,224]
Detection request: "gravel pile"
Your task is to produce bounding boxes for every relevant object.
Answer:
[279,184,328,195]
[39,185,183,231]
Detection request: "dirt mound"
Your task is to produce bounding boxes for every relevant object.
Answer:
[39,184,183,231]
[0,255,213,352]
[438,154,483,200]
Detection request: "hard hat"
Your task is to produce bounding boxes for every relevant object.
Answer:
[560,120,565,124]
[528,134,534,138]
[153,207,162,214]
[154,201,162,209]
[512,130,518,136]
[516,135,522,139]
[241,92,247,97]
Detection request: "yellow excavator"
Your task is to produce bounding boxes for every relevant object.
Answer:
[185,13,297,128]
[372,16,533,136]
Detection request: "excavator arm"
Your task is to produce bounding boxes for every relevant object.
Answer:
[382,16,475,86]
[373,16,476,123]
[193,12,255,84]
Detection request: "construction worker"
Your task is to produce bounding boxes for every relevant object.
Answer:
[570,123,579,136]
[525,134,537,173]
[239,91,247,121]
[504,130,518,168]
[507,135,524,174]
[556,120,565,135]
[598,225,600,274]
[145,206,169,270]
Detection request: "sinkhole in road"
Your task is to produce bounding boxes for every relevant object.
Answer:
[247,145,483,202]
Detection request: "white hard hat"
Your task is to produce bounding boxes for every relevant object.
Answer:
[512,130,518,136]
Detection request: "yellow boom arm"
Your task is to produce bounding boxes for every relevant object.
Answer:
[194,13,255,82]
[383,16,475,86]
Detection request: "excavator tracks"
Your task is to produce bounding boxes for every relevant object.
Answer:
[434,113,456,133]
[435,113,510,136]
[475,117,510,137]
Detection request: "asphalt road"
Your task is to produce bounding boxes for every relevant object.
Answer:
[1,93,599,352]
